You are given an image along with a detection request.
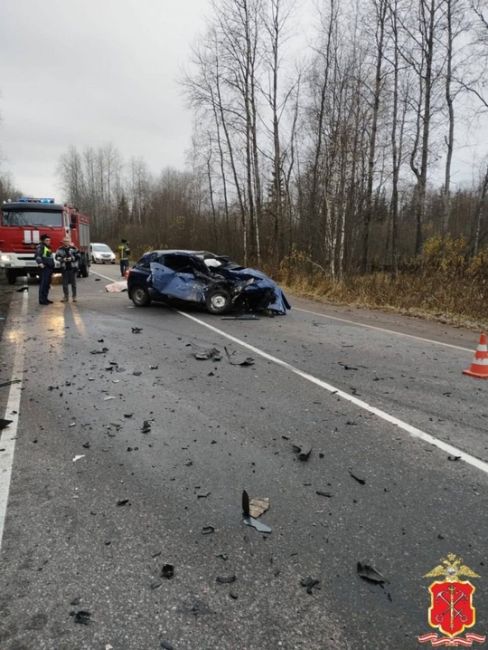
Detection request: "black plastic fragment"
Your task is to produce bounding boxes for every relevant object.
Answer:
[161,564,174,579]
[316,491,333,498]
[357,562,385,584]
[448,455,461,461]
[131,327,143,333]
[216,575,236,584]
[116,499,130,507]
[0,419,13,430]
[202,526,215,535]
[70,610,91,625]
[349,471,366,485]
[0,380,21,389]
[242,490,250,517]
[160,641,174,650]
[141,420,152,434]
[300,577,321,594]
[292,443,312,461]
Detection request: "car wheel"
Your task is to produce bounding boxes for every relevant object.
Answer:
[131,286,151,307]
[205,288,232,314]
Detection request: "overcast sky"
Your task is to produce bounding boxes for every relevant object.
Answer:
[1,0,486,200]
[0,0,216,198]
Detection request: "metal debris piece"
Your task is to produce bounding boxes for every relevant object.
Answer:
[90,348,109,354]
[300,577,321,595]
[242,490,272,533]
[357,562,386,584]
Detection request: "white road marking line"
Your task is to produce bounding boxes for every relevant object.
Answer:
[0,291,28,548]
[294,306,473,353]
[177,310,488,476]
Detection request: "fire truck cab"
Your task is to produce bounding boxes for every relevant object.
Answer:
[0,197,91,284]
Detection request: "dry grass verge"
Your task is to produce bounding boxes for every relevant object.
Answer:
[277,239,488,331]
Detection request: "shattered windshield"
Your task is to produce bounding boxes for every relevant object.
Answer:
[1,210,63,227]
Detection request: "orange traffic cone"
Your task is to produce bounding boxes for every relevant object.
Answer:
[463,333,488,379]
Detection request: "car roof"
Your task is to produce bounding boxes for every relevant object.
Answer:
[143,249,214,257]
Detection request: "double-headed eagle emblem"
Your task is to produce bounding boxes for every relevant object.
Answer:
[424,553,480,582]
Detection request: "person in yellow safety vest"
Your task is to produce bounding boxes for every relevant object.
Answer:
[117,239,130,277]
[35,234,55,305]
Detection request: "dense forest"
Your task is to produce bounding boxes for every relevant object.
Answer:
[3,0,488,321]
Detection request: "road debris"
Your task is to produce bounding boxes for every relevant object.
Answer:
[242,490,272,533]
[216,575,236,584]
[141,420,152,434]
[202,526,215,535]
[193,346,222,361]
[105,280,128,293]
[349,471,366,485]
[70,610,92,625]
[316,491,333,498]
[116,499,130,507]
[357,562,386,584]
[160,641,175,650]
[448,455,461,461]
[292,442,312,461]
[300,577,321,595]
[72,455,85,463]
[90,348,109,355]
[221,314,260,321]
[16,285,29,292]
[161,564,174,579]
[225,347,254,366]
[131,327,143,334]
[0,380,21,388]
[248,497,270,518]
[0,418,13,430]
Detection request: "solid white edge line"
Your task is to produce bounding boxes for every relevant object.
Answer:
[0,291,28,548]
[294,306,473,353]
[177,309,488,476]
[91,269,117,282]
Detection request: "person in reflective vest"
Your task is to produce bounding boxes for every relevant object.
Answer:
[35,234,55,305]
[117,239,130,277]
[56,236,80,302]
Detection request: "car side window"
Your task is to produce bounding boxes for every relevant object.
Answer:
[163,254,194,272]
[137,253,158,269]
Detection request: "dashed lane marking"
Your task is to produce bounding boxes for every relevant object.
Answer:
[177,309,488,477]
[0,291,28,549]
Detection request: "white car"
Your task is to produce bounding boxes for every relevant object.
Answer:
[90,242,116,264]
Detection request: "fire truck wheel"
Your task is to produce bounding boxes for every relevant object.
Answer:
[6,270,17,285]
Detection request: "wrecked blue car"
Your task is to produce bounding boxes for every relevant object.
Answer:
[127,250,290,315]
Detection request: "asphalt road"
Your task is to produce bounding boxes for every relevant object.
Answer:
[0,265,487,650]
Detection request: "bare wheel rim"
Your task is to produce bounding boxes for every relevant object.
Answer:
[211,294,227,309]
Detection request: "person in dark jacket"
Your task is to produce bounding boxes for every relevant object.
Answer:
[55,236,80,302]
[35,234,55,305]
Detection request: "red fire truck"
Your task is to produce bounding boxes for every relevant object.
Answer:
[0,197,91,284]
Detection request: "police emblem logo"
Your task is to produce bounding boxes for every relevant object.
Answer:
[418,554,486,647]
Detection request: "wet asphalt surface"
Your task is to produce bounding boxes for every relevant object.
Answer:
[0,267,487,650]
